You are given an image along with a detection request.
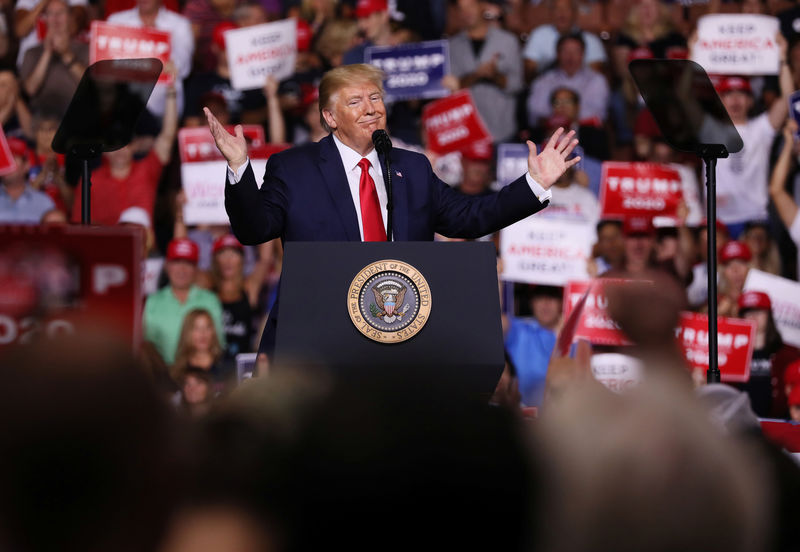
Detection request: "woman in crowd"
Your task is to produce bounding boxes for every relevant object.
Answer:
[736,290,800,418]
[171,308,229,392]
[201,234,275,361]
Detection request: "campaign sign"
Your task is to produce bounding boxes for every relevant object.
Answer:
[177,125,267,163]
[225,19,297,90]
[675,312,756,382]
[561,279,633,348]
[692,14,780,75]
[365,40,450,102]
[591,353,643,393]
[0,225,141,349]
[744,269,800,348]
[500,217,593,286]
[422,90,492,155]
[790,91,800,138]
[600,162,683,218]
[0,127,16,177]
[90,21,172,83]
[496,143,528,187]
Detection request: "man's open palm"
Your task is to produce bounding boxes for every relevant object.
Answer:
[527,128,580,190]
[205,107,248,170]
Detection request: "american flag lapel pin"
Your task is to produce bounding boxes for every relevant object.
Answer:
[395,170,402,177]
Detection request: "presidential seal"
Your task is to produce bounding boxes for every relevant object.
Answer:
[347,259,432,344]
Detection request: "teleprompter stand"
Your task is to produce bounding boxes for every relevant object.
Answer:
[52,58,162,225]
[629,59,743,383]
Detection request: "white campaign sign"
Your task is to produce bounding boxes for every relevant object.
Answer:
[225,19,297,90]
[743,269,800,348]
[590,353,643,393]
[182,160,268,225]
[692,14,780,75]
[500,217,593,286]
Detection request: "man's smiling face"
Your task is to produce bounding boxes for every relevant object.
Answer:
[322,82,386,156]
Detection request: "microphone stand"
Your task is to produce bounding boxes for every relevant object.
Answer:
[383,152,393,241]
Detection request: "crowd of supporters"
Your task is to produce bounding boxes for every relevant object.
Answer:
[3,0,800,424]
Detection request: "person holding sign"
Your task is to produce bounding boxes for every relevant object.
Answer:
[205,63,581,354]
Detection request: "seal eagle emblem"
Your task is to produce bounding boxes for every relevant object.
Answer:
[347,259,432,344]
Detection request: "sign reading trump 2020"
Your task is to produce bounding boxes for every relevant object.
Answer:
[600,162,683,218]
[692,14,780,75]
[422,90,492,155]
[90,21,172,83]
[675,312,756,382]
[365,40,449,102]
[225,19,297,90]
[0,225,141,350]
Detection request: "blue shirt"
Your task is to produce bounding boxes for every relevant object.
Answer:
[505,317,556,407]
[0,184,55,224]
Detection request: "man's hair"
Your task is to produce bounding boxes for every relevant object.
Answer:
[556,32,585,53]
[549,86,580,106]
[318,64,386,132]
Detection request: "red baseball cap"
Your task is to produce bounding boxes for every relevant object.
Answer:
[737,290,771,312]
[720,240,751,264]
[212,234,243,255]
[622,216,655,236]
[212,22,237,51]
[715,76,752,95]
[297,18,312,52]
[7,137,30,159]
[166,238,199,263]
[356,0,388,18]
[785,360,800,386]
[461,140,492,162]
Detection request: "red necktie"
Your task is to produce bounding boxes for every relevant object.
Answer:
[357,158,387,242]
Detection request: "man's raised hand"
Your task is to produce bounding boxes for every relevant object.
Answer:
[204,107,248,170]
[526,127,580,190]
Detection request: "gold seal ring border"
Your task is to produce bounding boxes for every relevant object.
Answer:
[346,259,432,344]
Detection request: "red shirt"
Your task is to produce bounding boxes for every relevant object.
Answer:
[71,150,163,226]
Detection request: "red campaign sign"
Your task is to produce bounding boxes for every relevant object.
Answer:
[599,162,683,218]
[0,225,141,350]
[760,420,800,453]
[559,279,633,350]
[421,90,492,155]
[90,21,172,83]
[0,127,16,177]
[675,312,756,383]
[177,126,289,163]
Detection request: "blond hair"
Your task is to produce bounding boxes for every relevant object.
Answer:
[318,63,386,132]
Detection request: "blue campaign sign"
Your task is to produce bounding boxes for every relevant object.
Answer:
[366,40,450,102]
[496,143,529,187]
[790,90,800,137]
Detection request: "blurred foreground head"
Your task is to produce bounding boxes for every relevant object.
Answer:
[0,332,174,552]
[534,378,770,552]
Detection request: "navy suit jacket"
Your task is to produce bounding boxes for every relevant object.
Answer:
[224,134,548,353]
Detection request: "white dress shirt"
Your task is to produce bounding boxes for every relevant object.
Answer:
[226,137,552,240]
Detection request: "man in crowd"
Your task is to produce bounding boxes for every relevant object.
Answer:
[447,0,523,143]
[19,0,88,117]
[522,0,607,81]
[143,238,224,365]
[527,33,609,128]
[108,0,194,118]
[70,64,178,226]
[0,138,55,224]
[342,0,394,65]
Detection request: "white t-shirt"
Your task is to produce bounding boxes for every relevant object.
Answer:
[15,0,88,68]
[709,113,775,225]
[541,182,600,227]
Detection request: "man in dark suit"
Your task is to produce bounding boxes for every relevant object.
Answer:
[205,63,580,353]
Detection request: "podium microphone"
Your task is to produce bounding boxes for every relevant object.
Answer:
[372,129,393,241]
